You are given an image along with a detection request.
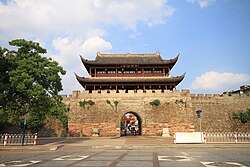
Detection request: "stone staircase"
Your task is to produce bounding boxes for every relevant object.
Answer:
[124,136,174,145]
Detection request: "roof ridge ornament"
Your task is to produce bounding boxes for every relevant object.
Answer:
[156,51,160,56]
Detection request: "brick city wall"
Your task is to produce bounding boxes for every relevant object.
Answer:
[62,89,250,137]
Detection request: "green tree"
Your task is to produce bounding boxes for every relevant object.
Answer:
[0,39,67,132]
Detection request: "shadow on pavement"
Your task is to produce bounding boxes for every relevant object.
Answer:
[37,137,90,145]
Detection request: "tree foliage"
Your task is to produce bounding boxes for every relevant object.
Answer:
[0,39,67,132]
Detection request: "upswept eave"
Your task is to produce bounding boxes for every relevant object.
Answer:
[80,52,179,66]
[75,72,83,84]
[75,73,185,84]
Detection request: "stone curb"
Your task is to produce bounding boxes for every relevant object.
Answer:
[2,143,250,151]
[90,144,250,150]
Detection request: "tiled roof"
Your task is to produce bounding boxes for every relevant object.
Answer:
[75,73,185,84]
[81,52,179,65]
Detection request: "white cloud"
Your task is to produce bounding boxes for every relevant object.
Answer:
[49,37,84,94]
[52,38,82,67]
[81,36,112,59]
[187,0,216,8]
[191,71,250,93]
[49,36,112,94]
[0,0,174,94]
[0,0,174,42]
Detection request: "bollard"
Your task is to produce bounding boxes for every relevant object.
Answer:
[173,133,176,144]
[4,133,8,146]
[234,132,237,144]
[34,133,38,145]
[203,132,207,144]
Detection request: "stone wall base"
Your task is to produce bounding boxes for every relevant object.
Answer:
[68,122,195,137]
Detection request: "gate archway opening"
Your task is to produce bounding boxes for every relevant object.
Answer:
[120,112,142,136]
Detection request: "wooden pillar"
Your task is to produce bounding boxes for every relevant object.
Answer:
[143,85,145,92]
[163,68,166,76]
[84,85,87,90]
[142,68,144,77]
[116,68,118,77]
[116,85,118,93]
[95,68,97,77]
[90,67,92,77]
[93,85,96,90]
[167,67,170,76]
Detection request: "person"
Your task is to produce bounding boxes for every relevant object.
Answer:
[128,124,131,131]
[135,126,139,135]
[131,122,136,136]
[124,127,127,136]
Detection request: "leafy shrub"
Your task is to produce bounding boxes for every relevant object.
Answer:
[232,109,250,124]
[232,112,239,119]
[106,99,111,105]
[106,100,119,111]
[114,101,119,106]
[239,112,250,124]
[114,101,119,111]
[175,99,186,105]
[79,100,88,108]
[149,99,160,108]
[88,100,95,106]
[79,100,95,109]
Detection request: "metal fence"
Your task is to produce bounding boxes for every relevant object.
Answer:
[205,132,250,143]
[0,133,37,146]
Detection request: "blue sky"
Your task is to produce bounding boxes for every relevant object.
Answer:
[0,0,250,94]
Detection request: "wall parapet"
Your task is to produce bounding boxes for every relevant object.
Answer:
[190,93,249,100]
[61,89,249,100]
[61,89,192,99]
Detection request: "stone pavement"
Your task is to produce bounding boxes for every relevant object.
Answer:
[1,147,250,167]
[66,136,174,150]
[1,136,250,151]
[67,136,173,146]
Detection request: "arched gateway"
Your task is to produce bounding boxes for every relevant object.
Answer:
[71,52,187,137]
[120,112,142,136]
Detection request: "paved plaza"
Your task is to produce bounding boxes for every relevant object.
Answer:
[0,137,250,167]
[0,147,249,167]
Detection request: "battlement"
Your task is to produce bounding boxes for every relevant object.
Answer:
[62,89,189,99]
[190,92,250,100]
[61,88,249,100]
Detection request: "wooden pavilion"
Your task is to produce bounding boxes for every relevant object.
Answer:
[75,52,185,92]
